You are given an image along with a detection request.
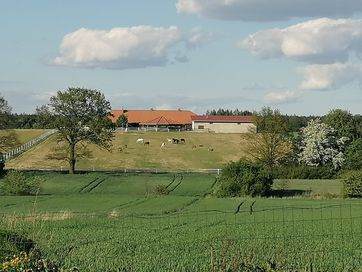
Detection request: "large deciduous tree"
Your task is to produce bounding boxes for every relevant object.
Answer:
[298,119,348,169]
[246,107,291,168]
[324,109,356,140]
[47,88,114,174]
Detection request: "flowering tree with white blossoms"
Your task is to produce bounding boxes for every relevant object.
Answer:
[298,119,349,169]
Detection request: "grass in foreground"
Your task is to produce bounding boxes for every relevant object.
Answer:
[0,172,361,271]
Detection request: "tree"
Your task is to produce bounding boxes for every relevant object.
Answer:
[34,105,55,129]
[116,114,128,129]
[324,109,356,140]
[46,87,114,174]
[343,138,362,170]
[0,95,20,163]
[298,119,348,169]
[246,107,291,168]
[0,95,11,129]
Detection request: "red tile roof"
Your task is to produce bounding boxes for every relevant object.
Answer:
[191,115,255,123]
[111,110,197,125]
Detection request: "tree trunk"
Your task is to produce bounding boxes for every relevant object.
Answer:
[69,142,76,174]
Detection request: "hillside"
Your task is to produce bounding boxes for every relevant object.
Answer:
[0,129,48,152]
[6,131,251,170]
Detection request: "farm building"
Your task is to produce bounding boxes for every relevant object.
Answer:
[191,115,256,133]
[111,109,196,131]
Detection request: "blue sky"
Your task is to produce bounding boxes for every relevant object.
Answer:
[1,0,362,115]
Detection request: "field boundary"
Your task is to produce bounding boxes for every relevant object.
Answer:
[6,167,222,175]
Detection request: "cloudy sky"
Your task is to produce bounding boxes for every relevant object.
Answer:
[1,0,362,115]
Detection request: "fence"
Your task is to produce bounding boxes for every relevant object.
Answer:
[116,127,188,132]
[9,167,222,175]
[1,129,58,162]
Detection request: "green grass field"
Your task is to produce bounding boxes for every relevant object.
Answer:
[0,172,361,271]
[6,131,251,170]
[0,129,47,152]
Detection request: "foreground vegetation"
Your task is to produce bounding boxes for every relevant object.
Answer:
[0,172,361,271]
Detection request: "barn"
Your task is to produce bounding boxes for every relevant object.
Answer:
[191,115,256,133]
[111,109,196,131]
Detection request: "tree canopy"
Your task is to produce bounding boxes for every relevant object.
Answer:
[46,87,114,174]
[246,107,291,168]
[324,109,356,140]
[298,119,348,169]
[116,114,128,128]
[0,95,19,154]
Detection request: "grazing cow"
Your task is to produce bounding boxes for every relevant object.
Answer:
[180,138,186,144]
[172,138,180,144]
[192,145,196,149]
[167,138,172,143]
[144,141,150,146]
[161,142,166,148]
[136,138,144,143]
[208,146,214,152]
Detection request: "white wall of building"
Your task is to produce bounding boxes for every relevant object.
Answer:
[192,121,256,133]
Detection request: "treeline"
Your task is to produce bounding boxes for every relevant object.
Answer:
[205,108,253,116]
[205,108,362,134]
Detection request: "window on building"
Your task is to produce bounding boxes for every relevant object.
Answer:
[198,125,204,129]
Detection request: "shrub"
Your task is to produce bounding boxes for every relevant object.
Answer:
[340,170,362,198]
[271,164,338,179]
[1,171,42,195]
[215,160,273,197]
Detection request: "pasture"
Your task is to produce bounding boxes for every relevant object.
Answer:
[0,129,47,151]
[0,172,361,271]
[6,131,251,170]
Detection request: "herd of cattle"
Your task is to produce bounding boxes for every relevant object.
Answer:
[117,137,214,152]
[136,138,186,147]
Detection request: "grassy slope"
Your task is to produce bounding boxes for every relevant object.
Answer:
[0,129,47,152]
[7,131,250,170]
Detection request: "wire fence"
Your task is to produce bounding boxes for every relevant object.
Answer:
[1,129,58,162]
[1,203,362,270]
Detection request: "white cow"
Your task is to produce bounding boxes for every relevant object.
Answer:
[136,138,144,143]
[167,138,172,143]
[161,142,166,148]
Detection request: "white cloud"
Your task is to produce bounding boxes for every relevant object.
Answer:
[176,0,362,21]
[240,18,362,63]
[186,28,214,48]
[53,26,213,69]
[300,63,362,90]
[54,26,188,69]
[264,90,299,104]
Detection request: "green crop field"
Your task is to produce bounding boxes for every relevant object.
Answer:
[0,172,361,271]
[6,131,251,170]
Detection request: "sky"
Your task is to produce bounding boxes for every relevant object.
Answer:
[1,0,362,115]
